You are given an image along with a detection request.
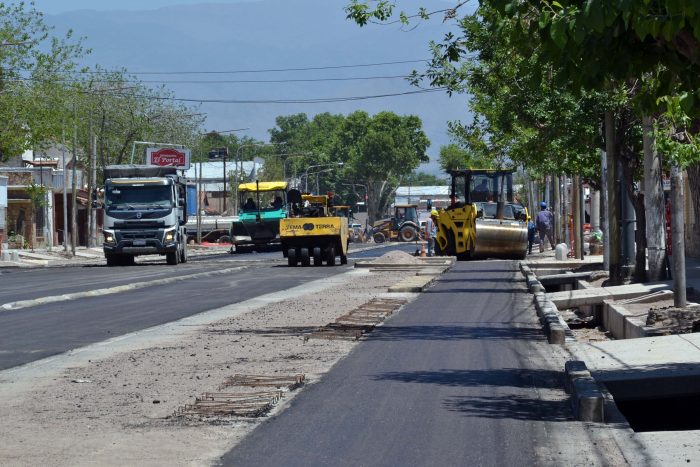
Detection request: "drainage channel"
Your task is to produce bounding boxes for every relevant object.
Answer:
[605,375,700,432]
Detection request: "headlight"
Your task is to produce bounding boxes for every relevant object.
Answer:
[164,230,175,242]
[103,231,116,244]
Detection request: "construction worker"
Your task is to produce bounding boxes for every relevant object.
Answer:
[425,209,439,257]
[536,201,555,252]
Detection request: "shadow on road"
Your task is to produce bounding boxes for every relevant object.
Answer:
[369,324,545,342]
[372,367,562,390]
[425,288,527,294]
[442,394,571,422]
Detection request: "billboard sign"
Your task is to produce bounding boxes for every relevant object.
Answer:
[146,147,190,170]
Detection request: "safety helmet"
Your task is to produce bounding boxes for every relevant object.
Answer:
[540,201,547,209]
[430,209,439,217]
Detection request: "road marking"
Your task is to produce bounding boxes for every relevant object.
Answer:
[0,266,246,312]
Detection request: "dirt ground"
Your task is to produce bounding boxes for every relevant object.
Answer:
[0,264,419,466]
[566,283,700,343]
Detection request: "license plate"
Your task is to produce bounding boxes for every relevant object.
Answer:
[133,239,146,246]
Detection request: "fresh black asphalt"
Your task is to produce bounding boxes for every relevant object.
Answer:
[219,260,562,467]
[0,245,405,371]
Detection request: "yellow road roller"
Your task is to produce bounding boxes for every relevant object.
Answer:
[435,169,528,260]
[280,191,348,266]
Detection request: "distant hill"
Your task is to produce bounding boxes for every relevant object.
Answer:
[45,0,470,174]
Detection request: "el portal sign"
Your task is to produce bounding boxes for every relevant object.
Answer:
[146,147,191,170]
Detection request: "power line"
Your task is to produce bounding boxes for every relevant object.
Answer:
[98,87,447,104]
[10,59,429,75]
[11,74,416,85]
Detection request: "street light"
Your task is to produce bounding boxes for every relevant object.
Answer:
[303,162,344,192]
[306,168,334,194]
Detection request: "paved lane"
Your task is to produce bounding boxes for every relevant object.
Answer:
[0,244,413,371]
[221,260,564,466]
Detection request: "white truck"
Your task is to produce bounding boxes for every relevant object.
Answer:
[101,165,188,266]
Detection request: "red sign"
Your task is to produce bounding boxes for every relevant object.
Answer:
[147,147,190,170]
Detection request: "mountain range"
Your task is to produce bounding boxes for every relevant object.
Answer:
[43,0,471,174]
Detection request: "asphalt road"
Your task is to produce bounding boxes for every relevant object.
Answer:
[0,244,411,371]
[219,260,561,467]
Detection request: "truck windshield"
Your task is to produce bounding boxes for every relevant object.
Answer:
[106,184,172,208]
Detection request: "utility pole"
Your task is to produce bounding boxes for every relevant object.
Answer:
[197,160,203,244]
[71,105,78,256]
[61,126,68,253]
[671,164,687,307]
[88,134,97,248]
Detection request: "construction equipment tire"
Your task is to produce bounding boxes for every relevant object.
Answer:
[373,232,385,243]
[399,226,417,242]
[326,246,336,266]
[287,248,298,267]
[312,247,323,266]
[300,247,311,266]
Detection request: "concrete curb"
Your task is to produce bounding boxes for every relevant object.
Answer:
[519,262,574,346]
[564,360,605,422]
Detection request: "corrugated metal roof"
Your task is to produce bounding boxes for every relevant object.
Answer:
[395,186,449,196]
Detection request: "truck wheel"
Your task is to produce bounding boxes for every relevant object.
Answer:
[340,253,347,265]
[166,251,179,265]
[326,246,336,266]
[300,247,310,266]
[399,226,417,242]
[106,254,118,267]
[373,232,385,243]
[312,247,323,266]
[123,255,135,266]
[287,248,298,266]
[181,244,188,263]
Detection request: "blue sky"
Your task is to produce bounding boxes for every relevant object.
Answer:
[31,0,255,15]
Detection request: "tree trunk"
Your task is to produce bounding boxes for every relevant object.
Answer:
[617,119,645,284]
[642,115,668,279]
[686,162,700,258]
[553,174,561,244]
[573,175,582,259]
[605,111,622,284]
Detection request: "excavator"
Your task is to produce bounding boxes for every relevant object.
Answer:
[435,169,528,260]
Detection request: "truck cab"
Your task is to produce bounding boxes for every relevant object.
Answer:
[102,165,188,266]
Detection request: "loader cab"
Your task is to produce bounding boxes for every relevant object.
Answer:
[393,204,418,230]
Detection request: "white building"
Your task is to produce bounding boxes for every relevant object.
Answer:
[394,185,450,211]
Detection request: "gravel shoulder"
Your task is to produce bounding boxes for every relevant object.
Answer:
[0,266,418,466]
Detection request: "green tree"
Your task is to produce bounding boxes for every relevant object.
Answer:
[438,144,472,172]
[337,111,430,222]
[404,171,447,186]
[0,2,87,160]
